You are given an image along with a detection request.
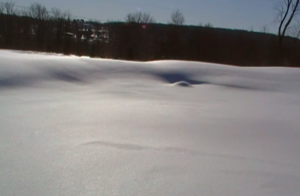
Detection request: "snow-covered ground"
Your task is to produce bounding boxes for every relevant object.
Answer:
[1,49,300,196]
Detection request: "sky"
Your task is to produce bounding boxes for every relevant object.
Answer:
[7,0,278,33]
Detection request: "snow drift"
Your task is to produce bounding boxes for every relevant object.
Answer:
[0,49,300,196]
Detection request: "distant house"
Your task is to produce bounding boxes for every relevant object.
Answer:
[77,23,109,43]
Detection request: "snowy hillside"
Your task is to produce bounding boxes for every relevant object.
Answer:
[1,49,300,196]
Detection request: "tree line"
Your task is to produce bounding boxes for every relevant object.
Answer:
[0,1,300,67]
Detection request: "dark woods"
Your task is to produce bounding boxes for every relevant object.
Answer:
[0,2,300,67]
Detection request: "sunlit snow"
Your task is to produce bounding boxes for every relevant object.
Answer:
[1,49,300,196]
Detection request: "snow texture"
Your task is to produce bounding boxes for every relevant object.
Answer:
[1,49,300,196]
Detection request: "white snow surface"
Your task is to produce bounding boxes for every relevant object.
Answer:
[1,49,300,196]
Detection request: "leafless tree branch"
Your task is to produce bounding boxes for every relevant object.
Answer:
[170,9,185,25]
[276,0,300,48]
[125,12,155,24]
[2,2,15,15]
[29,3,49,20]
[0,3,5,14]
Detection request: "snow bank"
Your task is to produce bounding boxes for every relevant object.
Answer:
[0,49,300,196]
[1,50,300,91]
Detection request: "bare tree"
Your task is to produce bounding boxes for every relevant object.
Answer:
[29,3,49,20]
[51,8,71,21]
[204,22,213,28]
[261,24,269,33]
[51,7,64,20]
[0,2,17,48]
[125,12,155,23]
[170,9,185,25]
[28,3,49,50]
[51,8,68,49]
[275,0,300,48]
[0,3,5,14]
[2,2,15,15]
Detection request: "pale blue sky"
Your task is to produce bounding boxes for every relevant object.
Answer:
[10,0,278,33]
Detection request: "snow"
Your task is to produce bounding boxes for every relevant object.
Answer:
[0,49,300,196]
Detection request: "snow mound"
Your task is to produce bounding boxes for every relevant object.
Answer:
[171,81,193,87]
[1,50,300,196]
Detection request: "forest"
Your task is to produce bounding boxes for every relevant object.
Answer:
[1,1,300,67]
